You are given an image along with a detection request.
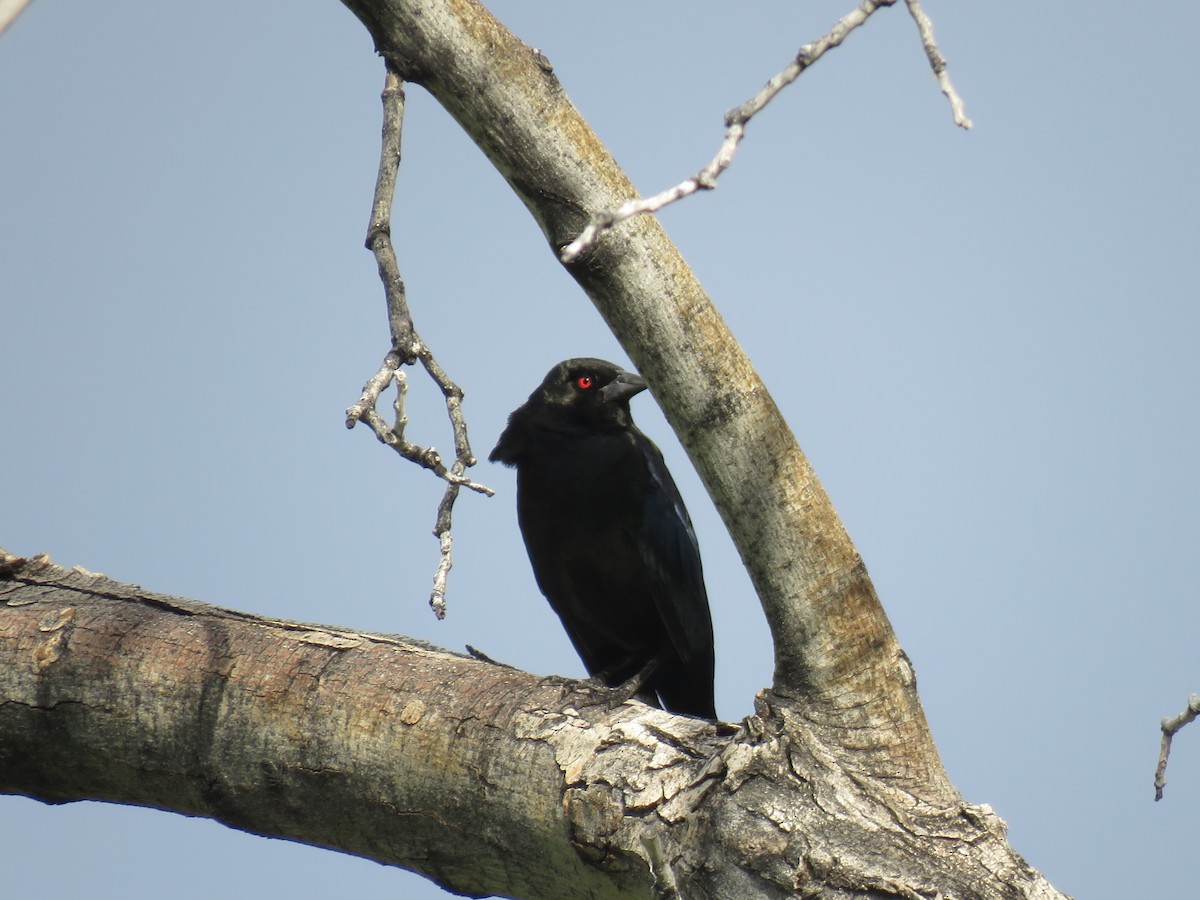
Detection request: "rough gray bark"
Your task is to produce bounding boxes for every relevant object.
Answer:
[2,551,1061,899]
[1,1,1070,897]
[0,552,675,898]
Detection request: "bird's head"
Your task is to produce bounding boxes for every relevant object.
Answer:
[536,357,647,412]
[489,358,648,463]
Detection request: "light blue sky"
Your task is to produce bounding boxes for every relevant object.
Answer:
[2,2,1196,897]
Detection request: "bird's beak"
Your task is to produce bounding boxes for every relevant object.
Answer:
[600,369,648,403]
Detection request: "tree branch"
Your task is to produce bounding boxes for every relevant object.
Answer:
[1154,693,1200,800]
[1,549,1066,898]
[904,0,973,129]
[562,0,970,263]
[344,64,493,618]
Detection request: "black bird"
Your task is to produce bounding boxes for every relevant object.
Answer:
[490,358,716,719]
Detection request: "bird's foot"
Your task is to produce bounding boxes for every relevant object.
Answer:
[604,656,662,710]
[540,674,648,713]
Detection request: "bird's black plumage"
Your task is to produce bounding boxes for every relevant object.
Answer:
[489,358,716,719]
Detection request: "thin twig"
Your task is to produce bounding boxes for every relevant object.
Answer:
[346,63,493,617]
[562,0,971,263]
[905,0,973,129]
[367,66,418,357]
[392,366,411,440]
[345,349,402,425]
[1154,693,1200,800]
[561,0,894,262]
[428,480,460,619]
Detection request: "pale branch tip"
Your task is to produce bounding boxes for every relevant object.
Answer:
[1154,692,1200,801]
[560,0,969,264]
[429,520,454,620]
[904,0,973,129]
[347,64,493,617]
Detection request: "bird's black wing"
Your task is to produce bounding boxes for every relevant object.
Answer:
[628,430,714,672]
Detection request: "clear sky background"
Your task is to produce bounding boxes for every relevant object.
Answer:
[2,2,1196,897]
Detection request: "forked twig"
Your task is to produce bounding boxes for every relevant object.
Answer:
[561,0,970,263]
[346,63,493,618]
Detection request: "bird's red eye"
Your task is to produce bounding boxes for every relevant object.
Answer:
[576,375,594,390]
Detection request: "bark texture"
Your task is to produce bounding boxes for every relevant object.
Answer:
[2,552,1064,899]
[0,552,676,898]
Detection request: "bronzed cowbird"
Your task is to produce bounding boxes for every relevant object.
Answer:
[490,358,716,719]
